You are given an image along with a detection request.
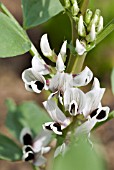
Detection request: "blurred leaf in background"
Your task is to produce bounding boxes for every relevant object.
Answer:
[111,68,114,94]
[5,99,51,140]
[22,0,64,29]
[54,137,106,170]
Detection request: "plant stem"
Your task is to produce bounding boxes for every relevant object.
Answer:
[66,16,78,73]
[32,165,39,170]
[72,53,87,73]
[80,0,89,15]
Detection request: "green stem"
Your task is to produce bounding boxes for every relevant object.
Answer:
[66,16,78,73]
[0,2,37,57]
[80,0,89,15]
[72,53,87,73]
[32,165,39,170]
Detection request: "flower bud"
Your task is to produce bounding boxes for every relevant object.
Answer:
[71,1,79,16]
[85,9,93,25]
[86,23,96,42]
[97,16,103,34]
[64,0,71,8]
[75,39,86,55]
[92,9,101,26]
[78,15,86,37]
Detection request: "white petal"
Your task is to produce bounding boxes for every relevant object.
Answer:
[95,106,110,122]
[92,77,100,89]
[40,34,53,57]
[20,127,32,145]
[43,99,70,126]
[24,83,34,92]
[33,154,46,166]
[54,143,66,158]
[75,39,86,55]
[33,130,52,153]
[41,147,51,154]
[50,123,62,135]
[90,23,96,42]
[75,117,97,136]
[32,55,50,75]
[83,86,105,118]
[56,53,65,72]
[97,16,103,33]
[64,88,86,115]
[22,68,36,84]
[60,40,67,58]
[73,66,93,87]
[30,74,46,93]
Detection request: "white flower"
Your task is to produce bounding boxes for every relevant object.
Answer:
[43,99,71,135]
[64,88,86,116]
[75,39,86,55]
[73,66,93,87]
[75,106,110,136]
[22,55,50,93]
[97,16,103,33]
[40,34,53,57]
[78,15,86,37]
[20,127,51,166]
[54,143,66,158]
[83,77,105,118]
[75,77,110,136]
[89,23,96,42]
[60,40,67,58]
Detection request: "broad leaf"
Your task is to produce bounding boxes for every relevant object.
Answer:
[0,134,22,161]
[22,0,64,29]
[54,138,106,170]
[0,12,31,57]
[111,68,114,94]
[6,99,50,140]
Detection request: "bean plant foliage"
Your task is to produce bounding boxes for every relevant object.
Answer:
[0,0,114,170]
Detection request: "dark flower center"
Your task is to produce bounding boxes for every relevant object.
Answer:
[90,109,98,118]
[35,81,44,90]
[96,110,106,120]
[25,152,34,161]
[23,133,33,146]
[53,122,62,132]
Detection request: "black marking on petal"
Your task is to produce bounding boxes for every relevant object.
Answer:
[25,146,33,152]
[28,85,32,89]
[45,124,52,131]
[96,110,106,120]
[23,133,33,146]
[90,109,98,118]
[70,103,75,114]
[35,81,44,90]
[53,123,62,132]
[25,152,34,161]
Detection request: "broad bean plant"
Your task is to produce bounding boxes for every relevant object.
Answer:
[0,0,114,170]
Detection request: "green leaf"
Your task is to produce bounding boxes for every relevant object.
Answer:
[111,68,114,94]
[0,12,31,57]
[5,99,50,140]
[54,138,106,170]
[21,0,64,29]
[96,19,114,45]
[0,133,22,161]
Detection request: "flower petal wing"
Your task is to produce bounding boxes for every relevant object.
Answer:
[73,66,93,87]
[40,34,52,57]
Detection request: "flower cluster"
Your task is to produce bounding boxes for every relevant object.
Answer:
[64,0,104,56]
[21,33,110,166]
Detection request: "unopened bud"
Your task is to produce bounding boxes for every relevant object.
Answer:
[75,39,86,55]
[85,9,93,25]
[86,23,96,42]
[71,1,79,16]
[64,0,71,8]
[78,15,86,37]
[97,16,103,33]
[92,9,101,26]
